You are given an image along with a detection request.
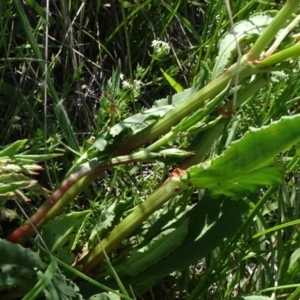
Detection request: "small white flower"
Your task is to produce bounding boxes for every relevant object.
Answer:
[87,136,95,144]
[122,80,133,89]
[121,75,143,92]
[151,40,170,57]
[133,80,143,90]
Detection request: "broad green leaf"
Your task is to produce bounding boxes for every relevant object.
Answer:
[183,115,300,197]
[41,211,90,267]
[88,105,175,159]
[212,11,278,79]
[43,273,82,300]
[121,219,188,276]
[0,239,44,299]
[88,202,117,244]
[189,164,284,198]
[83,82,202,161]
[123,195,248,290]
[161,68,184,92]
[109,106,173,136]
[153,85,199,107]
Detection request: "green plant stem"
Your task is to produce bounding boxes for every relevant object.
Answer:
[222,74,269,111]
[42,150,191,223]
[287,286,300,300]
[181,75,268,169]
[80,174,190,273]
[114,62,256,155]
[116,1,300,156]
[6,172,100,243]
[247,0,300,61]
[119,1,132,81]
[7,150,191,242]
[258,43,300,67]
[146,84,230,152]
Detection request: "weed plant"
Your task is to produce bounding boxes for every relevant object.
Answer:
[1,1,300,299]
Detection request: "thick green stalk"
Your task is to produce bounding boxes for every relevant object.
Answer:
[222,75,269,112]
[7,150,190,242]
[247,0,300,61]
[41,150,191,223]
[6,172,99,243]
[148,76,268,164]
[114,63,255,155]
[115,3,300,156]
[80,173,190,273]
[258,43,300,67]
[146,84,231,152]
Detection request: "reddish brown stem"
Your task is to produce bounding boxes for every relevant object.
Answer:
[7,177,77,243]
[7,151,165,243]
